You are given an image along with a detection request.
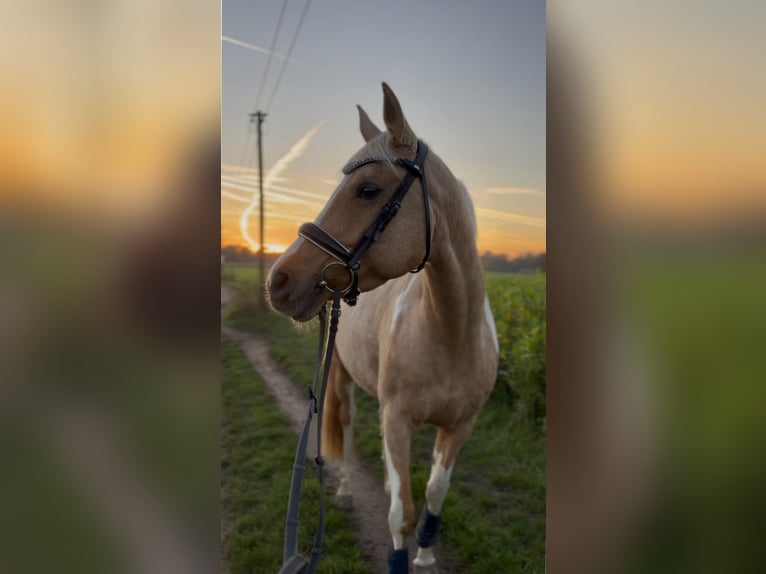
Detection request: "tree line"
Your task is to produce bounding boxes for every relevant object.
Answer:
[481,251,545,273]
[222,244,545,273]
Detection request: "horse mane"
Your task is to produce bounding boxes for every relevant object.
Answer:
[456,180,477,238]
[427,150,478,244]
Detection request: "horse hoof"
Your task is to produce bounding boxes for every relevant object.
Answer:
[413,562,439,574]
[413,547,437,569]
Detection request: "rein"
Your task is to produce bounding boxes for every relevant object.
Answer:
[278,291,342,574]
[298,140,431,306]
[278,140,432,573]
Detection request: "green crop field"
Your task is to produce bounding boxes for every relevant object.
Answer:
[223,267,546,573]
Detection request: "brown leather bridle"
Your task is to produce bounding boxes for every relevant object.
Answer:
[297,140,431,305]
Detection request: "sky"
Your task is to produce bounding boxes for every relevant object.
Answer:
[222,0,546,257]
[550,0,766,223]
[2,0,219,217]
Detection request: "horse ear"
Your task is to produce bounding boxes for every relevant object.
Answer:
[381,82,416,149]
[357,105,381,142]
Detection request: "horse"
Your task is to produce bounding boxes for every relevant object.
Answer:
[267,82,499,573]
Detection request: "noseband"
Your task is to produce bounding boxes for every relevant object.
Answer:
[298,140,431,305]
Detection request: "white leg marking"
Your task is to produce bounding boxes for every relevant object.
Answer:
[425,451,454,515]
[383,455,391,496]
[383,439,405,549]
[484,296,499,352]
[414,450,454,567]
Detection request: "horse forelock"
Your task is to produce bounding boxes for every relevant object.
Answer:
[346,133,407,177]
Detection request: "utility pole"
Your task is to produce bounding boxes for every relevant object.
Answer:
[250,110,268,309]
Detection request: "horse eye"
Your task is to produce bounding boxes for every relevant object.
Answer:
[356,185,382,200]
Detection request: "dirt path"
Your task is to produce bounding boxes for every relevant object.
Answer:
[221,286,447,573]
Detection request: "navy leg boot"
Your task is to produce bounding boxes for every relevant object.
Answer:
[388,546,409,574]
[416,505,441,548]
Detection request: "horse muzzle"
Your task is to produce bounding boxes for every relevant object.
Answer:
[267,245,347,321]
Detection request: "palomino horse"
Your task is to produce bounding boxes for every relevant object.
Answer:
[267,83,499,573]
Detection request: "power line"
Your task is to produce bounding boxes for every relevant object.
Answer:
[254,0,290,112]
[226,1,288,202]
[264,0,313,112]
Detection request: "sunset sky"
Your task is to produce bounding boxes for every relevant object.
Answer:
[222,0,546,257]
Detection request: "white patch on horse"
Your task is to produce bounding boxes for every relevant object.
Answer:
[484,296,499,352]
[425,450,453,515]
[391,274,415,332]
[414,450,454,567]
[383,440,405,549]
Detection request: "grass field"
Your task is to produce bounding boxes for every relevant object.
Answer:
[221,338,370,573]
[223,263,546,573]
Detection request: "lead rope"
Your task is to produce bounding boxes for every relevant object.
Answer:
[278,290,342,574]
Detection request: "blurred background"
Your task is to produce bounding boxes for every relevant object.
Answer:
[547,1,766,572]
[2,0,765,572]
[0,0,219,572]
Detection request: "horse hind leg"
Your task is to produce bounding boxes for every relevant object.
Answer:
[321,356,356,498]
[413,420,476,570]
[336,381,356,497]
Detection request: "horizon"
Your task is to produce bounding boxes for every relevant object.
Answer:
[220,241,547,260]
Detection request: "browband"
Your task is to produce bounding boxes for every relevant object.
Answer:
[299,140,431,306]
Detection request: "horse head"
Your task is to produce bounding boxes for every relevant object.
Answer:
[267,83,433,321]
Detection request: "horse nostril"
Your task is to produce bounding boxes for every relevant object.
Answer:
[270,270,292,298]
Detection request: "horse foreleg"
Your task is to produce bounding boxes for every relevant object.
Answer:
[413,420,475,569]
[382,406,416,574]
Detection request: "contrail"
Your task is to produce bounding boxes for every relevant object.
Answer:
[222,36,288,60]
[239,122,325,252]
[222,35,322,73]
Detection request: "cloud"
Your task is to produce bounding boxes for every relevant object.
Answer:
[239,122,325,251]
[221,174,287,190]
[221,163,260,175]
[474,207,546,229]
[222,190,251,203]
[221,176,329,203]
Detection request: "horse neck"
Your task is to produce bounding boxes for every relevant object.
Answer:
[419,159,486,337]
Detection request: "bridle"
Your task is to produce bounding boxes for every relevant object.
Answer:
[278,140,432,574]
[298,139,431,306]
